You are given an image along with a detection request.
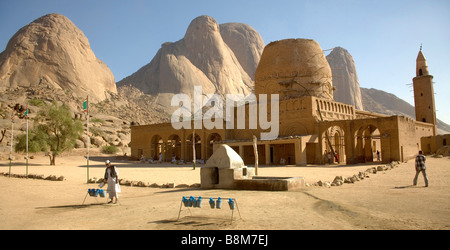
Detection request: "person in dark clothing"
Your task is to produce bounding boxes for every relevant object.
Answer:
[414,150,429,187]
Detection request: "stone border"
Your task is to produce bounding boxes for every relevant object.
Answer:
[0,172,65,181]
[88,177,200,189]
[307,161,401,188]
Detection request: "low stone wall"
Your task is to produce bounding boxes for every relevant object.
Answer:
[88,177,200,189]
[234,176,305,191]
[0,172,65,181]
[308,161,401,187]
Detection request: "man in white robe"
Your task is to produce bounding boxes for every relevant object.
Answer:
[104,160,121,204]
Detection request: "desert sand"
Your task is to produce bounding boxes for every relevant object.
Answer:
[1,149,449,230]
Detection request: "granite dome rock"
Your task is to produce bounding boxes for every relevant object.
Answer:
[0,13,117,101]
[117,15,264,110]
[326,47,364,110]
[219,22,265,81]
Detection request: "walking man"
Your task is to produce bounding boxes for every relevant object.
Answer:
[414,150,429,187]
[104,160,121,203]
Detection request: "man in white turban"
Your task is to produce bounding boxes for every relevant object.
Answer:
[104,160,121,203]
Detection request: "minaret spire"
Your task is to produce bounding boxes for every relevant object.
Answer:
[412,48,437,136]
[416,48,429,77]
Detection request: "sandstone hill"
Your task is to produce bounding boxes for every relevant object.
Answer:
[117,15,264,112]
[0,13,117,102]
[326,47,364,110]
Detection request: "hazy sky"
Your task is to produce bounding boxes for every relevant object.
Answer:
[1,0,449,124]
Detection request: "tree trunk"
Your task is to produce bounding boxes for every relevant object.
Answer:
[48,152,56,166]
[50,155,56,166]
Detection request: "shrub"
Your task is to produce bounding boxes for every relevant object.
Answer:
[102,145,119,154]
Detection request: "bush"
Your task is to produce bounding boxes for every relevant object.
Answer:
[89,126,104,137]
[29,98,46,107]
[91,118,105,124]
[102,145,119,154]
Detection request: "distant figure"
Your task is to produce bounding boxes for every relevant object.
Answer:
[140,154,146,163]
[414,150,429,187]
[280,157,286,165]
[171,154,177,164]
[104,160,121,204]
[148,157,154,164]
[376,150,380,161]
[158,153,163,163]
[327,152,332,164]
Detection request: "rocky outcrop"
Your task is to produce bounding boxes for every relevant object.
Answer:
[326,47,364,110]
[361,87,414,117]
[361,87,450,134]
[219,22,265,80]
[117,15,259,110]
[0,13,117,102]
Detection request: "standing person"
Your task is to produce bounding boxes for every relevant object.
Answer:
[414,150,429,187]
[158,153,163,164]
[104,160,121,203]
[376,150,381,161]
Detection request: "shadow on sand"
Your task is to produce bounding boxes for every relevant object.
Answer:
[36,203,107,210]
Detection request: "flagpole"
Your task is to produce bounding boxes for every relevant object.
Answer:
[192,130,196,170]
[26,106,29,178]
[85,96,90,183]
[9,111,14,177]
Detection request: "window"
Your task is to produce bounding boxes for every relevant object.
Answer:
[444,139,447,146]
[419,69,423,76]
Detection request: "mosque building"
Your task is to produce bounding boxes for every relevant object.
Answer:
[130,39,436,166]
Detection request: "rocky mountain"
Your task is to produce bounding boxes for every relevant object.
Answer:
[361,87,414,116]
[361,87,450,134]
[326,47,364,110]
[0,14,162,158]
[219,22,265,81]
[117,15,264,111]
[0,13,117,102]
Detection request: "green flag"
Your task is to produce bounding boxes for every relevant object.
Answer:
[83,99,88,112]
[24,106,29,118]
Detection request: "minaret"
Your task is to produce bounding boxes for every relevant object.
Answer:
[413,47,437,135]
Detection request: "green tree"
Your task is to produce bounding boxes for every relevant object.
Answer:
[15,102,83,165]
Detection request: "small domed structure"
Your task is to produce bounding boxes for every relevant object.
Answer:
[255,39,334,100]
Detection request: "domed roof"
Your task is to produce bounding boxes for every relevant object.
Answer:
[255,39,334,100]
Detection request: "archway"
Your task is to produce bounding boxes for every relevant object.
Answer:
[321,125,345,164]
[151,135,164,160]
[354,125,382,163]
[167,134,182,162]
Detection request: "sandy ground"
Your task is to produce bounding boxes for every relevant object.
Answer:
[1,150,449,230]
